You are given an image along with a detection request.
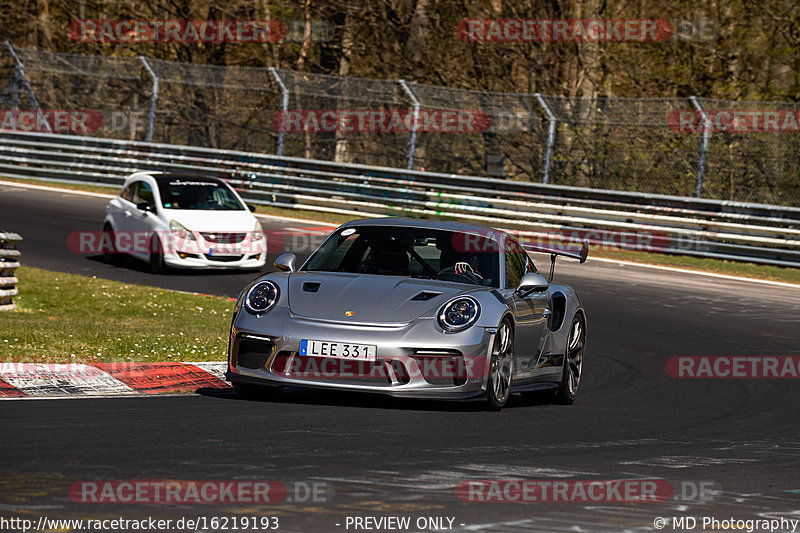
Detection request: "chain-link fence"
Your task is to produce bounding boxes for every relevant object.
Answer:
[2,42,799,207]
[7,46,147,140]
[541,96,702,197]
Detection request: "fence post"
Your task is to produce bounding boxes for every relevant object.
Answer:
[4,41,51,132]
[139,56,159,143]
[398,79,420,170]
[689,96,710,198]
[0,232,22,311]
[269,68,289,157]
[535,93,556,184]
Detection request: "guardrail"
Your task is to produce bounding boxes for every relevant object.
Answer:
[1,130,798,268]
[0,232,22,311]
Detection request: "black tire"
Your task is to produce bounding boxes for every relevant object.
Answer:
[232,382,282,401]
[149,235,165,274]
[102,222,118,264]
[487,320,514,410]
[555,313,585,405]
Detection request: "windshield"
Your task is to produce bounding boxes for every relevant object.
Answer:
[156,179,245,211]
[303,226,500,288]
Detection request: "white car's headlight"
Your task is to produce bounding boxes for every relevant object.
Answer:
[438,296,480,332]
[170,220,196,241]
[244,280,280,314]
[252,220,264,242]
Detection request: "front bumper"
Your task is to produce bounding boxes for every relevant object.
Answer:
[163,236,267,269]
[226,311,496,399]
[163,251,266,269]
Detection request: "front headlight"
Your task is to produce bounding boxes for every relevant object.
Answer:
[252,220,264,242]
[437,296,480,332]
[170,220,196,241]
[244,280,280,314]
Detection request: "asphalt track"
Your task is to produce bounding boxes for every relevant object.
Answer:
[1,181,800,532]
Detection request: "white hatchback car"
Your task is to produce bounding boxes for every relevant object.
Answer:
[103,172,267,272]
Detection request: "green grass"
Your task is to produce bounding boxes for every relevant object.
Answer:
[0,266,233,364]
[0,175,118,195]
[3,175,798,285]
[254,203,369,225]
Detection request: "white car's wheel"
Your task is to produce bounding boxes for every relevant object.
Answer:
[149,235,165,274]
[102,222,118,264]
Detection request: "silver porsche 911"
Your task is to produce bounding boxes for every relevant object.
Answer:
[226,218,587,409]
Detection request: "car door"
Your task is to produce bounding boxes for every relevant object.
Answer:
[126,181,158,260]
[504,237,549,382]
[109,182,136,233]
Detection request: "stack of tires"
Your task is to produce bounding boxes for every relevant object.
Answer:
[0,232,22,311]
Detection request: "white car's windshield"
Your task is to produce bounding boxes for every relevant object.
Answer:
[303,226,500,288]
[156,178,245,211]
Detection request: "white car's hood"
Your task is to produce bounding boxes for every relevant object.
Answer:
[163,210,257,232]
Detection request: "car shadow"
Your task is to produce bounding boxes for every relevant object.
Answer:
[85,254,266,277]
[197,386,550,412]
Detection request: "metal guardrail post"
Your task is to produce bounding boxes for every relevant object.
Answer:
[535,93,556,184]
[4,41,52,133]
[1,130,799,268]
[689,96,711,198]
[398,80,420,170]
[139,56,159,143]
[0,232,22,311]
[269,68,289,157]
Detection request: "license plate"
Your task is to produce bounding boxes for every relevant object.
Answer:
[209,246,240,256]
[299,340,377,361]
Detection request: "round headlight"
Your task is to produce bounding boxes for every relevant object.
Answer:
[438,296,480,332]
[244,280,280,314]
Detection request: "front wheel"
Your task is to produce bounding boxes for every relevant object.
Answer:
[487,320,514,410]
[102,222,118,264]
[555,314,585,405]
[149,235,165,274]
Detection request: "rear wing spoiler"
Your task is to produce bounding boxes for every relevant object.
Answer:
[521,240,589,281]
[522,241,589,263]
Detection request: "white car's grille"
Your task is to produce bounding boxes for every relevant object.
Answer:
[201,232,247,244]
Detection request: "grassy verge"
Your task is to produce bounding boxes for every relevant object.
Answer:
[3,175,798,285]
[0,266,232,364]
[0,175,117,195]
[253,204,367,225]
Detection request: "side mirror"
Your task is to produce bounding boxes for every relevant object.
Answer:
[274,252,296,272]
[247,204,256,213]
[136,201,151,213]
[516,272,549,296]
